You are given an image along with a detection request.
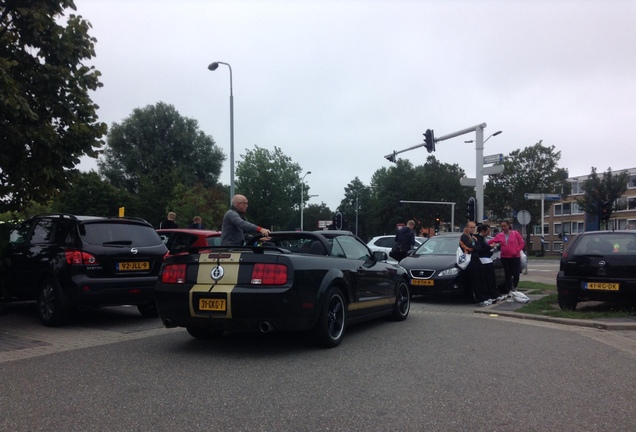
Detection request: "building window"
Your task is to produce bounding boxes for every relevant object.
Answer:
[553,241,563,252]
[628,197,636,210]
[628,174,636,189]
[554,223,562,235]
[533,225,550,235]
[562,202,571,215]
[571,181,584,195]
[572,201,584,215]
[553,204,562,216]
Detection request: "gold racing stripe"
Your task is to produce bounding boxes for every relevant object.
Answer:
[189,252,243,318]
[348,297,394,311]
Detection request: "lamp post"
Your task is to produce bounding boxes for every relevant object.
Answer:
[300,171,311,230]
[208,61,234,205]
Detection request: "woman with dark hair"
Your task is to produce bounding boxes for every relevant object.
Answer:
[475,224,505,302]
[459,221,491,306]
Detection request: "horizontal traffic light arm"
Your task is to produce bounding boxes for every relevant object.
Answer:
[383,122,487,160]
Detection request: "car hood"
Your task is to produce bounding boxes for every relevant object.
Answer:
[400,254,455,270]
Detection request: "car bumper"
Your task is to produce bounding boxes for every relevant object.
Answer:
[557,272,636,302]
[65,275,159,307]
[409,276,466,296]
[154,283,319,333]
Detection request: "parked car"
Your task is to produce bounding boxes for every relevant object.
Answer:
[157,228,222,255]
[2,214,167,326]
[154,230,410,347]
[399,233,505,298]
[367,235,428,262]
[556,230,636,310]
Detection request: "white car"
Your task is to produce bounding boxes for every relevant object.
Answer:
[367,235,428,262]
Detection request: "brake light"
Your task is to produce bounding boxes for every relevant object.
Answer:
[161,264,187,283]
[251,263,287,285]
[65,250,98,265]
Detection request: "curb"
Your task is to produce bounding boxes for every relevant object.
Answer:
[473,307,636,331]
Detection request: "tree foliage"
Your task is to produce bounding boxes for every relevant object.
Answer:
[0,0,107,212]
[165,182,227,230]
[235,146,303,231]
[577,167,629,220]
[485,141,570,225]
[98,102,225,225]
[50,171,134,217]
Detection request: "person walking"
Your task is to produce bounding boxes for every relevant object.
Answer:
[391,220,416,261]
[460,221,491,306]
[488,220,525,293]
[221,194,271,246]
[159,212,178,229]
[475,224,505,302]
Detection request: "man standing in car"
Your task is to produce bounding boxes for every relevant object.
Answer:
[221,194,271,246]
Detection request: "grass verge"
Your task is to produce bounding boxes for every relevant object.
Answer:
[514,282,636,319]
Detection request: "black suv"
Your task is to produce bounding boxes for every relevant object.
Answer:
[557,230,636,310]
[2,214,168,325]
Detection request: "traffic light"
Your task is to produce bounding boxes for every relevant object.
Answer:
[385,151,397,163]
[434,214,441,234]
[424,129,435,153]
[466,197,476,221]
[601,201,611,221]
[333,211,343,230]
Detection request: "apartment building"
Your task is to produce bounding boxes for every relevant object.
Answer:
[527,167,636,254]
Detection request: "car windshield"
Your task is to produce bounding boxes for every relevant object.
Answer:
[569,233,636,256]
[80,222,163,247]
[414,236,458,256]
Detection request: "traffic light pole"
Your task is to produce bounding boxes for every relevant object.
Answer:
[385,123,492,223]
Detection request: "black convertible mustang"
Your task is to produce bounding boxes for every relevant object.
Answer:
[154,231,410,347]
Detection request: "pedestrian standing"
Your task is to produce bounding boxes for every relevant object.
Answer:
[475,224,505,302]
[159,212,178,229]
[460,222,491,306]
[488,220,525,293]
[221,194,271,246]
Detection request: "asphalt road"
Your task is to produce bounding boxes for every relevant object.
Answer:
[2,287,636,431]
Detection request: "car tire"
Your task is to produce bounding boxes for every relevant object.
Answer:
[137,302,159,318]
[37,278,70,327]
[391,280,410,321]
[186,326,223,339]
[313,287,346,348]
[558,292,578,311]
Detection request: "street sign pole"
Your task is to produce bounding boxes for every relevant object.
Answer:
[475,126,485,223]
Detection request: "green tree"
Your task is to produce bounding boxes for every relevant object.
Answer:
[166,182,227,230]
[98,102,225,225]
[302,202,333,232]
[0,0,107,212]
[577,167,629,225]
[50,171,135,217]
[339,178,373,240]
[235,146,302,231]
[485,141,570,224]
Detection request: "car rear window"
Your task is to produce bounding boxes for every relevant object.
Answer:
[570,233,636,255]
[80,222,163,247]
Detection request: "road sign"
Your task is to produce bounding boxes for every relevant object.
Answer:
[517,210,531,225]
[524,193,542,200]
[524,193,561,200]
[544,194,561,201]
[483,165,504,175]
[483,153,503,164]
[460,177,476,187]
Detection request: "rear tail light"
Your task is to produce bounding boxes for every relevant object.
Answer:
[251,263,287,285]
[161,264,187,283]
[65,250,98,265]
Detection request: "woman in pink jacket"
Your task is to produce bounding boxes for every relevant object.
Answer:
[488,220,525,293]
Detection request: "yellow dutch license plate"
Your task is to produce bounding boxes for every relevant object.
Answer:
[199,298,226,311]
[585,282,619,291]
[118,261,149,271]
[412,279,434,286]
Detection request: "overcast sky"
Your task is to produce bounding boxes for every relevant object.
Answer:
[74,0,636,210]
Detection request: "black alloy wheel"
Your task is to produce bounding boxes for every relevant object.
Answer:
[391,280,411,321]
[313,287,346,348]
[37,278,70,327]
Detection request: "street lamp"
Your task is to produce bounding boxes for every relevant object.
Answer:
[300,171,311,230]
[464,130,502,144]
[208,61,234,205]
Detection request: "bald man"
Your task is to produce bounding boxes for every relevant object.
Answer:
[220,194,271,246]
